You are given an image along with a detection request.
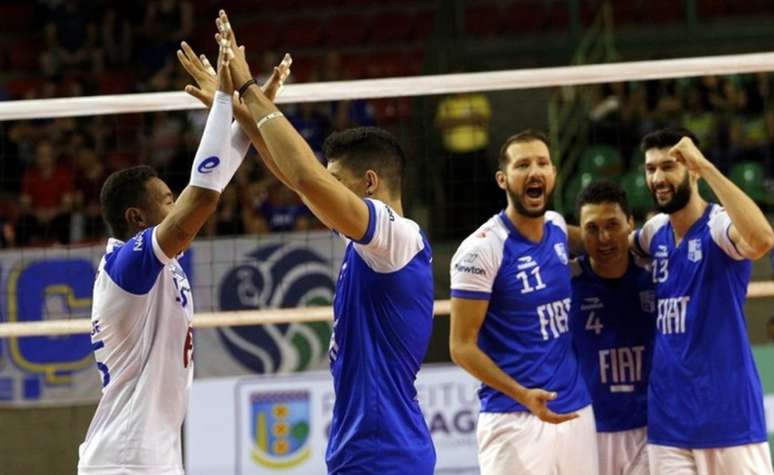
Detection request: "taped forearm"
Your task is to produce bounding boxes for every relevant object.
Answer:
[189,91,233,192]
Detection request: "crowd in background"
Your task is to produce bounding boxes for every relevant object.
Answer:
[1,0,774,250]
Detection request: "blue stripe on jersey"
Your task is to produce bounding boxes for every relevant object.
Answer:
[326,236,435,474]
[570,255,654,432]
[352,199,377,245]
[644,205,767,447]
[103,227,165,295]
[450,289,490,300]
[478,212,589,414]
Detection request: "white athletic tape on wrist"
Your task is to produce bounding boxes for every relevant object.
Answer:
[189,91,233,192]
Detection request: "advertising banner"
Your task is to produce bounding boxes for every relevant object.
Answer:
[185,364,482,474]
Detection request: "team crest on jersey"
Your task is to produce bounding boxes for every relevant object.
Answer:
[687,239,702,263]
[639,290,656,313]
[249,390,312,469]
[554,243,568,265]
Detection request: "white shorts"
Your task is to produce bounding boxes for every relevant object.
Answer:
[648,441,773,475]
[476,404,599,475]
[597,427,649,475]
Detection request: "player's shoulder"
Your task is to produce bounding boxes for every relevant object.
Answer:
[544,210,568,234]
[642,213,670,235]
[460,214,509,250]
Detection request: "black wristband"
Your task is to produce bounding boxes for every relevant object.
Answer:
[237,78,258,99]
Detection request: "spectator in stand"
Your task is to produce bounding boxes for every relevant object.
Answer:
[16,140,74,245]
[142,0,193,75]
[320,51,376,130]
[100,3,134,67]
[39,0,103,77]
[72,142,107,242]
[249,178,316,233]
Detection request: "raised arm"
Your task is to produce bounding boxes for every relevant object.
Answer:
[155,31,236,258]
[217,10,369,240]
[450,297,578,424]
[670,137,774,260]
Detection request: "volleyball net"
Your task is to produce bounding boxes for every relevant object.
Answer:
[0,52,773,346]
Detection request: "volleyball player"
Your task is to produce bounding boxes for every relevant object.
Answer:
[570,180,654,475]
[449,129,598,474]
[631,128,774,474]
[78,35,258,474]
[214,10,436,474]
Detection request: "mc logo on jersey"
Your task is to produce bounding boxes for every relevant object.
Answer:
[249,390,312,469]
[687,239,703,263]
[554,243,568,265]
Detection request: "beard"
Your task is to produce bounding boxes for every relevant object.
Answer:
[507,181,553,218]
[651,172,692,214]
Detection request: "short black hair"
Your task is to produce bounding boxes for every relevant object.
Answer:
[640,127,700,153]
[322,127,405,197]
[498,129,550,170]
[576,179,631,218]
[100,165,159,240]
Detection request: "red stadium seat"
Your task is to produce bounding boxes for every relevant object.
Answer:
[465,4,502,37]
[8,38,42,72]
[98,71,137,95]
[0,3,35,34]
[412,10,437,40]
[325,14,371,46]
[369,12,415,44]
[4,77,45,99]
[280,17,323,49]
[504,2,545,33]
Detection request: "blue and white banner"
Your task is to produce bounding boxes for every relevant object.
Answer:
[0,231,344,406]
[185,364,481,475]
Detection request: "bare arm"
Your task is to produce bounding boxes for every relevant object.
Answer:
[671,137,774,259]
[450,297,578,424]
[218,10,369,240]
[155,187,219,258]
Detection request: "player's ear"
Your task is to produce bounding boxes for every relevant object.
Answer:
[495,170,507,191]
[124,207,146,230]
[365,169,378,196]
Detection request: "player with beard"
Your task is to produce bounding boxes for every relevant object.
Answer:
[631,128,774,474]
[450,129,597,474]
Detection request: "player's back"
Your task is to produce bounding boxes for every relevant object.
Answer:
[78,227,194,475]
[326,199,435,474]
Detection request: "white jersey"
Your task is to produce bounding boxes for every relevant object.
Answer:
[78,226,194,475]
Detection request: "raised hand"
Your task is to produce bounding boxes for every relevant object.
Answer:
[521,388,579,424]
[177,41,218,107]
[215,26,234,93]
[669,136,712,175]
[178,43,292,109]
[215,10,253,91]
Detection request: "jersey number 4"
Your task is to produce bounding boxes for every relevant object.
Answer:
[585,311,604,335]
[516,266,546,294]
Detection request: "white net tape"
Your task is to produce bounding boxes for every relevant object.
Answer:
[2,52,774,120]
[0,52,773,339]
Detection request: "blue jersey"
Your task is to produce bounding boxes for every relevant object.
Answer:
[326,199,435,474]
[633,204,767,448]
[450,211,590,414]
[569,254,655,432]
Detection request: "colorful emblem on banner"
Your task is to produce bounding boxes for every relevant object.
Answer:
[250,390,311,469]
